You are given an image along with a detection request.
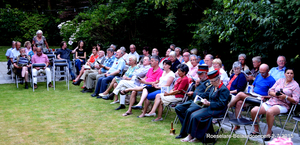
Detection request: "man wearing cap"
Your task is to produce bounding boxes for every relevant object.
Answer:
[180,70,230,143]
[175,65,213,139]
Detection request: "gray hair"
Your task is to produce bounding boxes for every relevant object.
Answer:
[175,47,182,52]
[206,54,214,60]
[129,55,137,63]
[252,56,262,63]
[20,47,26,52]
[130,44,136,49]
[170,44,176,48]
[277,55,286,62]
[120,46,126,52]
[190,48,198,55]
[190,54,197,60]
[110,44,116,50]
[232,61,242,69]
[238,53,246,59]
[169,51,176,57]
[144,55,151,62]
[151,55,160,62]
[117,49,124,55]
[107,48,114,53]
[36,30,43,35]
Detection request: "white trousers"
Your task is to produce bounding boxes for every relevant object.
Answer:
[32,68,51,85]
[113,80,137,105]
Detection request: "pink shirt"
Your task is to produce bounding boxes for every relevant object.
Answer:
[31,53,49,64]
[187,65,198,80]
[145,67,163,82]
[267,78,300,110]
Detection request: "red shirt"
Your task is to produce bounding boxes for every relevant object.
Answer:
[89,54,98,63]
[174,76,189,98]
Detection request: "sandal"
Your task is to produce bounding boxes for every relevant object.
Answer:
[181,136,192,142]
[189,138,200,143]
[120,89,129,95]
[122,112,132,116]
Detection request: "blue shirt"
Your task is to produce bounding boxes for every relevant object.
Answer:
[6,48,14,57]
[28,51,35,57]
[101,56,116,73]
[199,59,205,65]
[269,66,286,81]
[107,57,126,74]
[253,74,276,96]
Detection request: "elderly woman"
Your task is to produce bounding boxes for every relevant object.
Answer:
[72,47,98,86]
[169,51,181,72]
[32,30,50,53]
[145,64,190,121]
[181,70,230,143]
[212,58,229,85]
[124,60,175,117]
[24,41,32,55]
[13,48,31,89]
[227,61,247,95]
[230,53,250,75]
[75,40,86,75]
[99,55,139,103]
[120,46,129,64]
[250,68,300,141]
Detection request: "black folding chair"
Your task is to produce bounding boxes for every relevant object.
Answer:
[226,96,265,145]
[53,59,69,90]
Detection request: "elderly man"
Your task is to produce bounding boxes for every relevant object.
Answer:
[175,65,213,139]
[10,41,21,65]
[82,48,115,93]
[110,44,116,51]
[159,48,171,68]
[13,48,31,89]
[228,64,276,131]
[31,47,53,88]
[101,56,151,108]
[230,53,249,75]
[116,55,163,111]
[127,44,139,63]
[56,41,77,80]
[152,48,159,56]
[91,49,126,97]
[169,51,181,72]
[203,54,214,72]
[175,47,183,63]
[182,52,192,68]
[269,56,286,81]
[6,41,16,74]
[246,56,262,85]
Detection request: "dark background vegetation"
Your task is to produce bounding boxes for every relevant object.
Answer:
[0,0,299,81]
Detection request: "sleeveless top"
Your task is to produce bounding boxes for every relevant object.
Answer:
[33,36,46,49]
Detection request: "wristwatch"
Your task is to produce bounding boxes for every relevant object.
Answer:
[285,95,288,101]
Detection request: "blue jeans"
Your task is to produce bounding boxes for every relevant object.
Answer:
[7,59,11,69]
[67,60,75,80]
[75,59,85,75]
[94,75,115,94]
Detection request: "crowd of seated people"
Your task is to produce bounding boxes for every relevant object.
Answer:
[5,34,300,144]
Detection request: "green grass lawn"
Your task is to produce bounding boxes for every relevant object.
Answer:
[0,46,59,62]
[0,81,261,144]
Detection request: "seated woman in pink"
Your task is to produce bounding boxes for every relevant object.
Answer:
[250,68,299,141]
[145,64,190,122]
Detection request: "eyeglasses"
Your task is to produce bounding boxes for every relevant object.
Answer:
[260,72,267,76]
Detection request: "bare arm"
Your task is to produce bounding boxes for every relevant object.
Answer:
[44,40,49,49]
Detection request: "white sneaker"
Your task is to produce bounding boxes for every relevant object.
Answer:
[145,113,156,117]
[110,100,120,104]
[99,93,108,97]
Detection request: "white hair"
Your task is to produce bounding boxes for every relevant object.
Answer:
[169,51,176,57]
[36,30,43,35]
[238,53,246,59]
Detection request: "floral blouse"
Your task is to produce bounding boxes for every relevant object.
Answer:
[124,65,139,78]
